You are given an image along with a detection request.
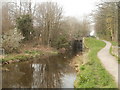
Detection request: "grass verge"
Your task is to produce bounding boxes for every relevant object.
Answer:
[74,38,117,88]
[109,41,120,63]
[1,50,58,64]
[110,41,118,46]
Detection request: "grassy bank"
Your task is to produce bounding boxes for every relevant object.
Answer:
[109,41,120,63]
[110,41,118,46]
[74,38,117,88]
[1,49,58,64]
[110,46,120,63]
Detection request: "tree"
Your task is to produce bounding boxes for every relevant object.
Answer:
[35,2,63,46]
[16,14,34,41]
[2,2,11,33]
[61,17,90,40]
[118,2,120,46]
[94,2,118,41]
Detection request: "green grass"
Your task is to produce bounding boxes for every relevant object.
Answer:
[2,54,28,61]
[110,41,118,46]
[2,50,43,62]
[24,50,42,55]
[2,50,58,63]
[110,48,120,64]
[109,41,120,63]
[74,38,117,88]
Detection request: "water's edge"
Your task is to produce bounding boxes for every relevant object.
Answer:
[2,53,77,88]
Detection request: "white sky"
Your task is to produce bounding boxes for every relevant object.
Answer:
[34,0,100,34]
[35,0,100,19]
[14,0,100,34]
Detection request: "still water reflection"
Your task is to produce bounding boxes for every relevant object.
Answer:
[2,54,76,88]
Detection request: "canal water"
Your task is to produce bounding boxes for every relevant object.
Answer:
[2,53,76,88]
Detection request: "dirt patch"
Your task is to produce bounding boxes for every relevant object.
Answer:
[20,44,57,53]
[70,51,88,73]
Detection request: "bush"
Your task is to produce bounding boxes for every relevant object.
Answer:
[16,14,34,41]
[52,35,69,49]
[2,28,24,53]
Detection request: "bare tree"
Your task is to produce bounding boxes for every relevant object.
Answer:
[35,2,63,46]
[2,2,11,33]
[94,2,118,41]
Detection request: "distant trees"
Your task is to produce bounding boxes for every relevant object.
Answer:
[94,2,118,41]
[118,2,120,46]
[2,3,11,33]
[1,1,90,53]
[61,17,90,40]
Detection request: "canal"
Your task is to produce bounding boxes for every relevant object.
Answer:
[2,53,76,88]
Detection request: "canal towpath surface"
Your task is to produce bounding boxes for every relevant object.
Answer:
[97,40,119,87]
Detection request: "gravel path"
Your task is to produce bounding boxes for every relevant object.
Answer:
[97,40,119,87]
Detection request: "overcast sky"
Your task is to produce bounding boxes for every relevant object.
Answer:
[35,0,100,18]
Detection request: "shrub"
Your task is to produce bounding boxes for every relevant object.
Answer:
[2,28,24,53]
[52,34,69,49]
[16,14,34,41]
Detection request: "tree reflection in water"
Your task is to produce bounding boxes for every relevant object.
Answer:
[2,54,76,88]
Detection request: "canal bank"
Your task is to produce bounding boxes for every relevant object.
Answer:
[2,37,85,88]
[74,38,117,88]
[1,46,58,65]
[2,51,78,88]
